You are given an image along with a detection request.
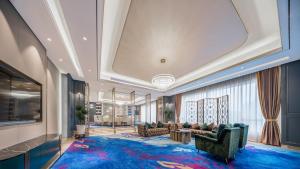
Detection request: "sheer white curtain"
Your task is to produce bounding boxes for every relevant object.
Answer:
[151,101,157,123]
[141,104,146,123]
[180,74,264,142]
[140,102,157,123]
[146,103,151,123]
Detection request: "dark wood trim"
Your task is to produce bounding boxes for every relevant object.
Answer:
[281,61,300,147]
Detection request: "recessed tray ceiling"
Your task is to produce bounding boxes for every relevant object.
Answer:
[112,0,247,82]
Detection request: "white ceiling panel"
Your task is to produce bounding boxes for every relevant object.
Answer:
[113,0,247,81]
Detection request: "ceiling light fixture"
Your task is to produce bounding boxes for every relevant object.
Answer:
[45,0,84,77]
[47,38,52,42]
[152,74,175,89]
[82,36,88,41]
[58,58,63,62]
[160,58,166,63]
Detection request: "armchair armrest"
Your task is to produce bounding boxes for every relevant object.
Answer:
[195,134,218,143]
[206,132,217,139]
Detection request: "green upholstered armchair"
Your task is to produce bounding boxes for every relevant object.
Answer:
[195,126,240,163]
[233,123,249,149]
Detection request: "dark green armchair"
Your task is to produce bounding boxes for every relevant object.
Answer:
[233,123,249,149]
[195,125,240,163]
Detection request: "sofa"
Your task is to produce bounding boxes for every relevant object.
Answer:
[195,124,240,163]
[170,123,218,137]
[138,122,170,137]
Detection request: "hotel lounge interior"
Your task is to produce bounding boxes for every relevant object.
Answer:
[0,0,300,168]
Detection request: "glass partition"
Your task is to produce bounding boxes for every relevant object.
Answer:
[89,89,144,135]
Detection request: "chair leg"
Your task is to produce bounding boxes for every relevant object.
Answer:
[225,158,229,164]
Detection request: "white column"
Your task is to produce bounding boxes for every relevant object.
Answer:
[145,94,151,123]
[112,88,116,134]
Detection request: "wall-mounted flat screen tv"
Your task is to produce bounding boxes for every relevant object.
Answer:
[0,60,42,127]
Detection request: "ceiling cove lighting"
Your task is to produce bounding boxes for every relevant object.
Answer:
[175,56,290,94]
[45,0,84,77]
[152,74,175,89]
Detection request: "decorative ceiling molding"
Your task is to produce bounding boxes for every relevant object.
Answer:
[168,56,289,95]
[45,0,84,77]
[100,0,131,75]
[99,0,282,93]
[11,0,285,102]
[113,0,248,81]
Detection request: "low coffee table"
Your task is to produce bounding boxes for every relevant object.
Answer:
[170,129,191,144]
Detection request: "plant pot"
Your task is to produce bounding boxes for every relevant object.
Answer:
[76,125,86,135]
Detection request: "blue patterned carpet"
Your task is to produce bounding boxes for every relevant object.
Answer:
[51,134,300,169]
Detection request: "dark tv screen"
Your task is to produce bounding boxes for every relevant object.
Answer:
[0,61,42,126]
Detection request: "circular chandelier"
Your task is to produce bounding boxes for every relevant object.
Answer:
[152,74,175,89]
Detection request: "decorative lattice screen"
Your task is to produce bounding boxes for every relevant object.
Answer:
[197,99,204,123]
[218,95,229,124]
[203,98,218,124]
[185,96,229,124]
[185,101,197,123]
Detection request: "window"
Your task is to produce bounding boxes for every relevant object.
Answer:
[141,104,146,123]
[140,101,157,123]
[180,74,264,142]
[151,101,156,123]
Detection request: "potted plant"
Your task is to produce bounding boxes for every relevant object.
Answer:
[75,105,87,135]
[183,122,191,129]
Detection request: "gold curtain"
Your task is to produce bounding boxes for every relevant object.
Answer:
[175,94,182,123]
[257,67,281,146]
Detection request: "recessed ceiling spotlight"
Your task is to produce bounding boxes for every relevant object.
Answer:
[160,58,166,63]
[47,38,52,42]
[59,58,63,62]
[82,36,88,41]
[88,69,92,72]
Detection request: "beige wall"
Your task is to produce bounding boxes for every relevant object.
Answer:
[0,1,59,149]
[47,60,60,134]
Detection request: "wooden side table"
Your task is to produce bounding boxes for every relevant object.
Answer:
[180,130,191,144]
[170,130,191,144]
[176,131,181,141]
[170,130,176,140]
